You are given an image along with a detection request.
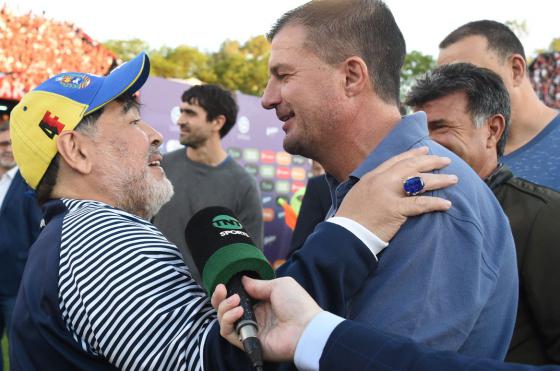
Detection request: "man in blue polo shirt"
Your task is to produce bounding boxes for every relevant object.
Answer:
[265,0,518,359]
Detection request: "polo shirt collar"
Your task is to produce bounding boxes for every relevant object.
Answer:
[350,112,429,180]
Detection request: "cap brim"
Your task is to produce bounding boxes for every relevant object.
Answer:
[86,52,150,114]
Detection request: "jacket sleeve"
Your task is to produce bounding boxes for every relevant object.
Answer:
[523,201,560,362]
[203,322,260,371]
[277,222,377,316]
[320,320,548,371]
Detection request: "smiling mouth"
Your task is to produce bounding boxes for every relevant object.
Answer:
[148,152,163,167]
[279,112,295,122]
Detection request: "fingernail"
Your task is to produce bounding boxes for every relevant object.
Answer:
[449,175,458,183]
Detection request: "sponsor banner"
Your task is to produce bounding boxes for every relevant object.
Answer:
[276,167,290,179]
[260,180,274,193]
[227,147,242,160]
[275,181,291,194]
[291,181,306,193]
[244,164,259,177]
[262,208,275,222]
[291,167,306,181]
[243,148,260,163]
[292,155,307,166]
[276,151,292,166]
[259,165,275,179]
[260,150,276,163]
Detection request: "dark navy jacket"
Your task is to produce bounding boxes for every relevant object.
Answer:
[0,170,42,297]
[9,200,118,371]
[320,320,560,371]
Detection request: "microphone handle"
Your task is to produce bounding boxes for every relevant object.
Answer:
[226,272,264,370]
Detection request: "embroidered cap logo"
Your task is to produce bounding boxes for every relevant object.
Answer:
[55,74,91,89]
[39,111,66,139]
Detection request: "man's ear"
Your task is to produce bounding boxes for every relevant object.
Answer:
[486,114,506,151]
[211,114,226,134]
[509,54,526,87]
[343,56,369,97]
[56,131,93,174]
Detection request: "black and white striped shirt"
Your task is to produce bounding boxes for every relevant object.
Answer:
[58,199,217,370]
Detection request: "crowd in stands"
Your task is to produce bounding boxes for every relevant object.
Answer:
[529,51,560,109]
[1,5,560,108]
[0,6,117,100]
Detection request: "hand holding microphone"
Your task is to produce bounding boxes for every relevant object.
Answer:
[185,207,274,370]
[212,276,322,363]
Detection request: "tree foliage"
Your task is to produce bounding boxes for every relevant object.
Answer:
[103,36,269,96]
[400,50,436,98]
[104,39,151,61]
[104,37,435,99]
[204,36,270,96]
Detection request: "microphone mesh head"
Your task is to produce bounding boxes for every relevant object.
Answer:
[185,206,274,294]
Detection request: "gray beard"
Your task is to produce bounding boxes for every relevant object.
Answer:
[97,145,174,220]
[113,170,174,220]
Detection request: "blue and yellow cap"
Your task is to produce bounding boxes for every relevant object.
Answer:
[10,52,150,189]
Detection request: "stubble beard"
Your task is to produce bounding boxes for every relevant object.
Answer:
[179,131,208,149]
[283,129,316,160]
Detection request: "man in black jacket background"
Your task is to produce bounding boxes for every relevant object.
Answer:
[407,62,560,365]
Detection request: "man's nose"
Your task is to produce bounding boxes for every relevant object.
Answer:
[142,121,163,147]
[261,79,281,110]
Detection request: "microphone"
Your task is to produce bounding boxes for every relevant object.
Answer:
[185,206,274,371]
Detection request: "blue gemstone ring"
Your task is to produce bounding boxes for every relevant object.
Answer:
[403,176,425,196]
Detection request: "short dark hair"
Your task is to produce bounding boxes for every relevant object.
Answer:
[268,0,405,104]
[36,95,140,204]
[182,84,238,138]
[405,63,511,158]
[439,20,526,62]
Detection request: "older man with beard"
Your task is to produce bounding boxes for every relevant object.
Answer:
[8,52,457,371]
[7,53,191,371]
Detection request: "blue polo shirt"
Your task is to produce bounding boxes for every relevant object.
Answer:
[325,112,518,359]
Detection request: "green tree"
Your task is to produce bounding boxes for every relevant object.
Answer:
[152,45,211,79]
[102,36,271,96]
[400,50,436,99]
[206,35,270,96]
[103,39,150,61]
[241,35,271,95]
